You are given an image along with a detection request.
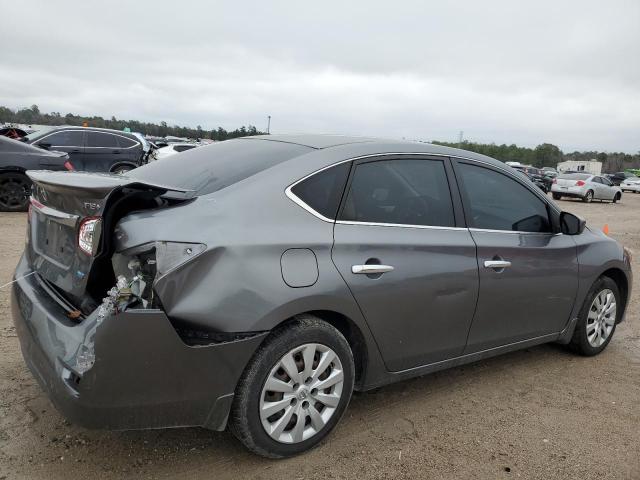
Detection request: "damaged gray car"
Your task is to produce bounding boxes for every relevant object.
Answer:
[12,135,632,458]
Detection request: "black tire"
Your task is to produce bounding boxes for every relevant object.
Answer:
[229,315,355,458]
[568,276,621,356]
[0,172,31,212]
[552,193,562,200]
[111,165,134,174]
[613,192,621,203]
[582,190,594,203]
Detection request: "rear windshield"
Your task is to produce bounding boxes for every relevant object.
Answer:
[129,138,312,195]
[558,173,591,180]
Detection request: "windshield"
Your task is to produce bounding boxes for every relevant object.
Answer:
[558,173,591,180]
[23,126,57,142]
[128,138,312,195]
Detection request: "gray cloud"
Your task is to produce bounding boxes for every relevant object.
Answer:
[1,0,638,152]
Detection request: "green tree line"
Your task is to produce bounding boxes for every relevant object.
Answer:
[433,140,640,173]
[0,105,265,141]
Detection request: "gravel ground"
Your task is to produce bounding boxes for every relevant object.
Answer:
[0,194,638,479]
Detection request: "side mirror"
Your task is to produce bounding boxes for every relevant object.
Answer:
[560,211,586,235]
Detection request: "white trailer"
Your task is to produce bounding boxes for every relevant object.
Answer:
[556,160,602,175]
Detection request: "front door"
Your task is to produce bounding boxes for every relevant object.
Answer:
[331,157,479,372]
[35,130,85,167]
[452,160,579,353]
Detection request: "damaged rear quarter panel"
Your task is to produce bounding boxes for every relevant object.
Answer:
[114,177,366,333]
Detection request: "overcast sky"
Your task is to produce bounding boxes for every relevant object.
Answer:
[1,1,638,152]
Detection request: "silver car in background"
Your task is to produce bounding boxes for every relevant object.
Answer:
[552,173,622,203]
[621,176,640,193]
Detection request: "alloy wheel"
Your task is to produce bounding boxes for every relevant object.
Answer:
[259,343,344,444]
[586,288,616,347]
[0,176,30,210]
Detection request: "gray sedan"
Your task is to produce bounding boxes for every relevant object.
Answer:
[12,135,633,458]
[552,172,622,203]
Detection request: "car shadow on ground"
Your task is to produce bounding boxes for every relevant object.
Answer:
[53,342,574,469]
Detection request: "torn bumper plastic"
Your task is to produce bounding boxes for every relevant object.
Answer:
[11,254,267,431]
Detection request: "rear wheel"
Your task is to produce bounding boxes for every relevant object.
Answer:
[230,316,355,458]
[613,192,621,203]
[568,276,620,356]
[0,172,31,212]
[552,193,562,200]
[111,165,134,175]
[582,190,594,203]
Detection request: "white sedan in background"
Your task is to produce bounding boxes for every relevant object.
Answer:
[151,142,200,161]
[621,176,640,193]
[551,173,622,203]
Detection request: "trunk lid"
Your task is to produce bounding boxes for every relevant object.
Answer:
[26,171,192,305]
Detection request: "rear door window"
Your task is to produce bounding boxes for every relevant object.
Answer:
[456,163,551,233]
[339,158,455,227]
[86,132,119,148]
[116,136,137,148]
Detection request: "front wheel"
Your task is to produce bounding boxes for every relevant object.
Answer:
[568,276,620,356]
[552,193,562,200]
[582,190,594,203]
[613,193,621,203]
[230,316,355,458]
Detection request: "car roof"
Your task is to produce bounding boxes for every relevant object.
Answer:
[239,134,506,169]
[35,125,139,141]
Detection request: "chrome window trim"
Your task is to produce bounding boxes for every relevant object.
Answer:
[35,129,140,150]
[86,131,140,150]
[469,227,562,236]
[284,151,560,231]
[336,220,468,231]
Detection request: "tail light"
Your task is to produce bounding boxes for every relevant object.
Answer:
[78,217,102,256]
[552,178,557,184]
[575,180,586,186]
[64,160,75,171]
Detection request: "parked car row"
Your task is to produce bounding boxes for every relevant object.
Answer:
[0,125,206,211]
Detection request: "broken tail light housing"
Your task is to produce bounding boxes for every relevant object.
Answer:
[78,217,102,256]
[64,160,75,171]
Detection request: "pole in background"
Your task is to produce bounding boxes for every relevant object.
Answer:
[457,130,464,147]
[267,115,271,134]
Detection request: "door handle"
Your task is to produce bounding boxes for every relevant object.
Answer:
[483,260,512,269]
[352,264,394,274]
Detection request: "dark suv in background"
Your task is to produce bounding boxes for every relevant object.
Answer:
[22,126,147,173]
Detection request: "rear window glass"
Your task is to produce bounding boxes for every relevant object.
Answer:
[558,173,591,180]
[291,162,351,219]
[129,139,311,195]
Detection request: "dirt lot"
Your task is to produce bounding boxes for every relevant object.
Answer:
[0,194,638,480]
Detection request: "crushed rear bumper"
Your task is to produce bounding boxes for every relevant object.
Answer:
[11,254,266,431]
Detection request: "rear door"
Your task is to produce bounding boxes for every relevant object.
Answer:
[452,160,579,352]
[331,156,479,371]
[85,131,124,171]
